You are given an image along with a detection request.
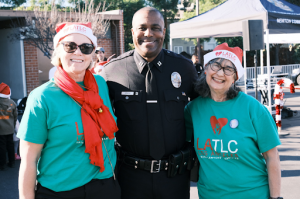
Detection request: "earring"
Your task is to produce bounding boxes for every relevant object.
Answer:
[204,72,206,75]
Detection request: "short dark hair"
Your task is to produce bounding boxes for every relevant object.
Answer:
[180,51,192,59]
[194,58,241,100]
[132,7,164,27]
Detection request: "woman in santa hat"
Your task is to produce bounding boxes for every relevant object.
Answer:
[185,43,282,199]
[18,22,121,199]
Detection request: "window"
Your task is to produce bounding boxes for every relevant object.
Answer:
[190,46,195,55]
[186,46,190,54]
[174,46,183,54]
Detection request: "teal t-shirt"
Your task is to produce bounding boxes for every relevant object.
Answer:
[184,92,281,199]
[18,75,117,192]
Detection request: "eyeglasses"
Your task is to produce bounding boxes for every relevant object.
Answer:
[60,42,94,55]
[209,62,236,76]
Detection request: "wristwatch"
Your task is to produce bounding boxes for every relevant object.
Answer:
[269,197,283,199]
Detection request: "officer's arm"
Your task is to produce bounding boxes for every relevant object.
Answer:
[98,66,116,112]
[184,104,194,143]
[189,64,199,101]
[99,65,108,81]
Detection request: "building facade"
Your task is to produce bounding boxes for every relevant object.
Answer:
[0,10,124,99]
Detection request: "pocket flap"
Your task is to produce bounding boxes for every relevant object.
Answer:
[115,90,142,103]
[164,89,188,102]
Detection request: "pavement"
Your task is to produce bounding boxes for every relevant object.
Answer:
[1,87,299,199]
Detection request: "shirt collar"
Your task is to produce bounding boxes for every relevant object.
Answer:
[134,50,164,74]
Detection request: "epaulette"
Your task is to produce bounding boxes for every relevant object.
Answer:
[105,50,134,65]
[163,49,193,64]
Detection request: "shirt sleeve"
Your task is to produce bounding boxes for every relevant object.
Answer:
[184,103,194,142]
[252,105,281,153]
[99,66,108,81]
[17,92,48,144]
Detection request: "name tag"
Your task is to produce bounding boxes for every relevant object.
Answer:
[121,92,134,95]
[147,100,157,103]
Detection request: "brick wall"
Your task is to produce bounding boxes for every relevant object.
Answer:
[96,38,114,60]
[24,41,39,95]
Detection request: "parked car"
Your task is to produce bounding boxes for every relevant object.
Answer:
[291,68,300,85]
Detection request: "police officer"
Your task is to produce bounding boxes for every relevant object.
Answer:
[100,7,197,199]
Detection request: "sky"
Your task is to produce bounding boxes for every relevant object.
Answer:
[0,0,74,7]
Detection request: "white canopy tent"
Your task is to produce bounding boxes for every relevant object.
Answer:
[170,0,300,112]
[265,33,300,44]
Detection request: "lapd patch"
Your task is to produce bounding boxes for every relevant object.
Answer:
[230,119,239,129]
[171,72,181,88]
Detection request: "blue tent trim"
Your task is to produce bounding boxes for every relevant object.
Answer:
[260,0,300,15]
[260,0,300,30]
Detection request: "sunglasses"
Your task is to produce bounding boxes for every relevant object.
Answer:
[60,42,94,55]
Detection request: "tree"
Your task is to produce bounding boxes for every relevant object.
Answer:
[119,0,145,51]
[0,0,26,7]
[146,0,179,49]
[9,0,110,59]
[285,0,300,6]
[68,0,145,51]
[179,0,226,46]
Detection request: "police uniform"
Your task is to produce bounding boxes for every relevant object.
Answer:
[100,49,198,199]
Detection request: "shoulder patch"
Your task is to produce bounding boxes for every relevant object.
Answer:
[105,50,134,66]
[163,49,193,64]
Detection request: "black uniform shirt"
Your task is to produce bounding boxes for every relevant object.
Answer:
[100,49,198,159]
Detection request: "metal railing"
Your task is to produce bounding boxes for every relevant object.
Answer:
[237,64,300,84]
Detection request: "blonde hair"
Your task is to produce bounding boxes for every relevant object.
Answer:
[51,43,94,69]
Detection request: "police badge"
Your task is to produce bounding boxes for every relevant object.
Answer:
[171,72,181,88]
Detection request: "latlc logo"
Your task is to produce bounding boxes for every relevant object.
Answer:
[210,116,228,135]
[75,122,84,143]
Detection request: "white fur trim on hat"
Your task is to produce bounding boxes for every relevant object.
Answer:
[53,24,97,49]
[0,89,11,99]
[204,50,244,80]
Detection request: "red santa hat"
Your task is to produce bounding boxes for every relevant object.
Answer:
[53,22,97,49]
[0,83,11,98]
[204,43,244,80]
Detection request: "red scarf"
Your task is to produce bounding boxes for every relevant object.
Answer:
[54,66,118,172]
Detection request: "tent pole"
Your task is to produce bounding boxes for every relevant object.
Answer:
[266,29,272,113]
[197,39,201,64]
[170,37,172,52]
[244,50,247,94]
[260,49,264,75]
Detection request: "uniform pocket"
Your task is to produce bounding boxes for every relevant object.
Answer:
[164,89,188,121]
[114,90,143,121]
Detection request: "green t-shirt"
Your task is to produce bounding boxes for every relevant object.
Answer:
[18,75,117,192]
[184,92,281,199]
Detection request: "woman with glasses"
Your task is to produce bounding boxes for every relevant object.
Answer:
[18,22,121,199]
[184,43,282,199]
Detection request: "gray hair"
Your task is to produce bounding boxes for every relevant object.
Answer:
[51,44,93,69]
[194,58,241,100]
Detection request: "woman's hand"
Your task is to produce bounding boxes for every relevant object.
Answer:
[19,140,44,199]
[107,54,115,61]
[262,147,281,198]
